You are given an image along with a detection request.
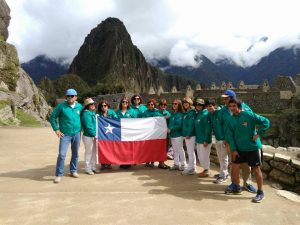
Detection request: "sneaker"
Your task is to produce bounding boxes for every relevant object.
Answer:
[181,169,196,175]
[169,165,180,170]
[225,184,242,195]
[244,183,257,193]
[86,171,94,175]
[179,165,186,171]
[198,170,209,178]
[71,172,79,178]
[213,176,227,184]
[53,176,61,183]
[213,174,220,179]
[252,190,265,203]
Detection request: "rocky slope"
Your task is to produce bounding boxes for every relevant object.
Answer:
[68,17,194,93]
[0,0,50,126]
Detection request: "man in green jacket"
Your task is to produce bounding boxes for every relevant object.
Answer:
[219,89,256,193]
[50,89,83,183]
[226,98,270,203]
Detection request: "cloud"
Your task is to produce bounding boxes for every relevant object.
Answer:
[6,0,300,67]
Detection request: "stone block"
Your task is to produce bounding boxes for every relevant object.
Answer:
[263,152,273,161]
[296,172,300,183]
[269,169,295,186]
[274,153,291,163]
[276,147,287,151]
[291,159,300,170]
[262,172,268,180]
[287,147,300,152]
[270,160,296,174]
[263,145,275,151]
[261,161,271,172]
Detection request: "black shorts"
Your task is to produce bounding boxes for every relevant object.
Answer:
[232,150,262,167]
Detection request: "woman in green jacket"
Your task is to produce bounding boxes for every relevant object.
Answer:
[142,99,170,169]
[194,98,212,177]
[181,97,197,175]
[116,97,135,169]
[167,99,186,171]
[97,100,118,170]
[130,94,147,118]
[81,98,98,175]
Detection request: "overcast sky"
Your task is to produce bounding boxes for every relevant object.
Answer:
[6,0,300,67]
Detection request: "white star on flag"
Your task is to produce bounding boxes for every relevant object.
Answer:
[104,123,115,134]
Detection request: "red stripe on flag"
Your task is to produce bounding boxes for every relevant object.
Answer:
[98,139,167,164]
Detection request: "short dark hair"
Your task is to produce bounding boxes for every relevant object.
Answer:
[205,99,215,106]
[131,94,143,105]
[147,98,157,106]
[228,98,242,109]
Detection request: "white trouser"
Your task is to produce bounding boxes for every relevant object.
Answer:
[196,143,212,170]
[216,140,229,178]
[82,135,97,172]
[184,136,196,171]
[171,136,186,166]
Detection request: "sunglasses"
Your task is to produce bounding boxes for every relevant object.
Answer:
[134,97,140,100]
[67,95,75,98]
[147,103,154,106]
[122,101,128,103]
[101,104,108,107]
[172,103,178,105]
[160,104,167,106]
[196,103,204,106]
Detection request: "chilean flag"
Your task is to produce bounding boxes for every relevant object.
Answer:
[97,116,167,164]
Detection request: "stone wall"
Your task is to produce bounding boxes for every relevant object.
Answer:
[210,144,300,193]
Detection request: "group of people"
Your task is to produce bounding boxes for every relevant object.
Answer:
[50,88,270,203]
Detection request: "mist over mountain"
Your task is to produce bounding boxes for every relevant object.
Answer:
[21,55,68,84]
[152,46,300,85]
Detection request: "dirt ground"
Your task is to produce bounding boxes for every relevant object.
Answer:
[0,127,299,225]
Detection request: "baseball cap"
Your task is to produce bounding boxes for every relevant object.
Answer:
[221,89,236,97]
[65,89,77,96]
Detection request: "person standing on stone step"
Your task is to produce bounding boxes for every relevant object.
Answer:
[225,98,270,203]
[50,89,82,183]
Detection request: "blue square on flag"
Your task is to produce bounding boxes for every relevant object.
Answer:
[97,117,121,141]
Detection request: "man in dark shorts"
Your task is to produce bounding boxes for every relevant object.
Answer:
[225,98,270,203]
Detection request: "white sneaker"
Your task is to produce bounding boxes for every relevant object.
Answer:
[181,169,196,175]
[71,172,79,178]
[170,165,180,170]
[53,176,62,183]
[86,171,94,175]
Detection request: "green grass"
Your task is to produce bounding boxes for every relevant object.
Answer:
[0,100,9,109]
[16,109,41,127]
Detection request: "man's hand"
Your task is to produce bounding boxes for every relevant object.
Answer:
[55,130,64,138]
[253,134,259,142]
[232,151,239,161]
[167,128,171,134]
[185,136,191,139]
[203,142,208,147]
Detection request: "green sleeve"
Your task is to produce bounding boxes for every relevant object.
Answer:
[50,103,62,131]
[254,113,270,136]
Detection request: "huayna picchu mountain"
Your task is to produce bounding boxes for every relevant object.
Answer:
[68,17,195,93]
